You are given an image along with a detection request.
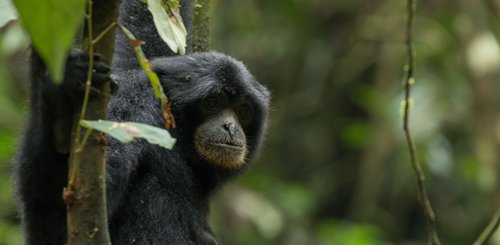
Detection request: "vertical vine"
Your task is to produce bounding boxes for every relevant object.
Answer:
[402,0,441,244]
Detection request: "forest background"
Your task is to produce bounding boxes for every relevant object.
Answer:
[0,0,499,244]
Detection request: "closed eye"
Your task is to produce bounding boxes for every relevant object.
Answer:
[204,96,220,111]
[236,104,253,125]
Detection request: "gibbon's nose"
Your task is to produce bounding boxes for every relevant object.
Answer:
[223,120,236,137]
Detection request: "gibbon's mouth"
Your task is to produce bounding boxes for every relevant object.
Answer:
[208,141,244,150]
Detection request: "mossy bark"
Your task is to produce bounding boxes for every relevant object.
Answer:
[191,0,210,52]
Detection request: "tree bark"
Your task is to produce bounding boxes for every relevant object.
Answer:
[65,1,121,244]
[191,0,210,52]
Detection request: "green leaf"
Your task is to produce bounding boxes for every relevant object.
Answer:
[119,25,163,99]
[119,25,176,129]
[0,0,17,28]
[11,0,86,83]
[147,0,187,55]
[80,120,176,150]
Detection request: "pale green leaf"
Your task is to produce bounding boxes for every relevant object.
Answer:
[119,25,175,129]
[0,0,17,28]
[11,0,86,83]
[147,0,187,55]
[118,25,164,100]
[80,120,176,150]
[0,23,29,56]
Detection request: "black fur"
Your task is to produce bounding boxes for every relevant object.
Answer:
[113,0,195,69]
[14,0,270,244]
[15,51,113,244]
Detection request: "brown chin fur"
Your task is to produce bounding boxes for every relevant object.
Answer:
[195,141,247,169]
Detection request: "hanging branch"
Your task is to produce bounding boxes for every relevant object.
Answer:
[474,207,500,244]
[402,0,441,244]
[64,0,121,244]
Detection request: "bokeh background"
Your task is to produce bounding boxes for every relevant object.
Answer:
[1,0,499,244]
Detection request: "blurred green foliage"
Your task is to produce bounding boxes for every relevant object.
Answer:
[0,5,27,242]
[1,0,500,244]
[11,0,86,83]
[209,0,500,244]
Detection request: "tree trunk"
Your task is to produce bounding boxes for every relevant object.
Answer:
[65,1,121,244]
[191,0,210,52]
